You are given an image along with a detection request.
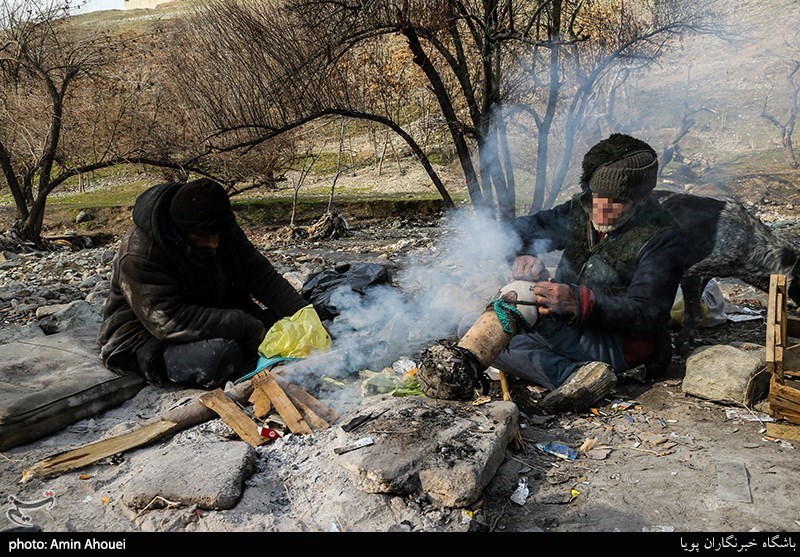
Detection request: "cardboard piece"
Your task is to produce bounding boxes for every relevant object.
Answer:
[716,460,752,503]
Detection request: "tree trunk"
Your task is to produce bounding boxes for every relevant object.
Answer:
[783,133,798,169]
[23,196,48,248]
[403,26,486,213]
[530,0,562,214]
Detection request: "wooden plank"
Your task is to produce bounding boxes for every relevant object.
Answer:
[769,381,800,412]
[767,273,779,312]
[251,371,313,435]
[21,380,256,483]
[280,380,339,425]
[780,286,788,369]
[767,275,787,378]
[250,372,332,431]
[284,394,329,432]
[765,422,800,442]
[766,275,779,371]
[199,389,266,448]
[22,420,176,483]
[248,387,272,420]
[769,380,800,424]
[497,370,525,452]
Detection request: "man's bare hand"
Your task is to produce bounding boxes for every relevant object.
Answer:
[533,281,576,316]
[512,255,550,281]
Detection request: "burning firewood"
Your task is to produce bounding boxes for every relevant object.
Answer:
[417,281,537,401]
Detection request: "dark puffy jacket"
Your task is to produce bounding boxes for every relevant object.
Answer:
[97,182,308,379]
[511,190,687,339]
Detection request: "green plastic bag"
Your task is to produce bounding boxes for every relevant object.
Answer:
[258,305,332,359]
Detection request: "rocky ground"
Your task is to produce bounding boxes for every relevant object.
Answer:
[2,0,800,541]
[2,188,800,539]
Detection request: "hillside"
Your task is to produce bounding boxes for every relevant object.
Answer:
[2,0,799,235]
[3,0,800,538]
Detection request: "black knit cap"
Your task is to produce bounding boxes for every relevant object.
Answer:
[168,178,235,234]
[580,133,659,201]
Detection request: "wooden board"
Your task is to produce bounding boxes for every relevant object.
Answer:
[766,274,781,374]
[769,378,800,424]
[283,392,329,432]
[199,389,266,447]
[281,384,338,431]
[248,388,272,419]
[279,379,340,425]
[251,371,313,435]
[765,422,800,442]
[21,420,176,483]
[767,274,800,425]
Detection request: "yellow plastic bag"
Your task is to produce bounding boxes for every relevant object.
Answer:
[258,305,332,359]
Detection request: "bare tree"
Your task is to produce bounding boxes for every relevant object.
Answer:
[0,0,117,244]
[289,140,326,227]
[174,0,727,224]
[762,60,800,169]
[174,0,457,213]
[0,0,221,245]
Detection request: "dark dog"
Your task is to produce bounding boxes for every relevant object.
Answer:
[654,190,800,353]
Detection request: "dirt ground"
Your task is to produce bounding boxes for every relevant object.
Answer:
[2,0,800,545]
[3,174,800,542]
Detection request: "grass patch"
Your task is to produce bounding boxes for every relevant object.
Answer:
[710,148,789,173]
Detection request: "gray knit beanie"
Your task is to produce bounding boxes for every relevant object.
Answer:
[581,133,659,201]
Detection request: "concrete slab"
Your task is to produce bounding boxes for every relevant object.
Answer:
[333,395,518,507]
[120,438,257,510]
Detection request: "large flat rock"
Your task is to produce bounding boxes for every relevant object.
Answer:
[333,395,518,507]
[120,438,257,510]
[682,343,768,406]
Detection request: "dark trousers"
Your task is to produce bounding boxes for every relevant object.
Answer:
[155,307,279,389]
[458,311,628,390]
[162,339,245,389]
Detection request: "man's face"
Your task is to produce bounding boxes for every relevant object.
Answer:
[185,231,220,260]
[591,194,635,232]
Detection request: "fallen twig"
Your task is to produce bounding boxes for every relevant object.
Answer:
[0,452,21,463]
[489,500,512,533]
[134,495,182,520]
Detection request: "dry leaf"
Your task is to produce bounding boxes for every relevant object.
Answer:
[579,438,597,452]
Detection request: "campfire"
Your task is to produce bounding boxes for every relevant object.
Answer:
[417,280,538,401]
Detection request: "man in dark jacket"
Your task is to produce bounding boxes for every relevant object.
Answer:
[464,133,686,413]
[97,178,311,389]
